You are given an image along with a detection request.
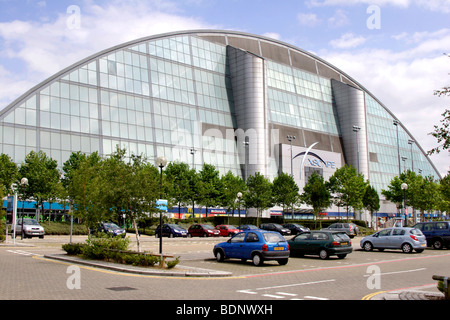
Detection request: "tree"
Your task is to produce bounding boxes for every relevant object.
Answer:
[301,171,330,228]
[198,163,222,218]
[165,162,192,216]
[272,172,299,222]
[363,184,380,228]
[414,175,440,222]
[327,165,367,219]
[243,172,273,227]
[0,153,18,194]
[19,151,60,221]
[219,171,247,220]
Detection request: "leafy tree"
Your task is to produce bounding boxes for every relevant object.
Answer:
[243,172,273,227]
[18,151,60,220]
[301,171,330,228]
[165,162,192,216]
[414,175,440,222]
[0,153,18,194]
[363,184,380,228]
[184,167,201,218]
[437,173,450,216]
[198,163,222,217]
[327,165,367,219]
[272,172,299,222]
[219,170,247,220]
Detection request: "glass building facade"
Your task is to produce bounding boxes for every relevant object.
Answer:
[0,30,441,216]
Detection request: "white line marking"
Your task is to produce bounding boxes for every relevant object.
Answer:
[363,268,426,277]
[304,296,329,300]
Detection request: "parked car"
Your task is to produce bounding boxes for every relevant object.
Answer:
[14,218,45,239]
[283,223,310,235]
[96,222,126,238]
[215,225,241,237]
[188,224,220,237]
[360,227,426,253]
[238,224,259,231]
[155,224,188,238]
[413,221,450,249]
[288,231,352,259]
[322,222,359,238]
[260,223,291,235]
[213,230,290,266]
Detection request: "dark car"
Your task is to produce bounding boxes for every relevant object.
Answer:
[322,222,359,238]
[288,230,353,259]
[155,224,188,238]
[213,230,290,266]
[238,224,259,231]
[188,224,220,237]
[413,221,450,249]
[259,223,291,235]
[96,222,126,238]
[283,223,310,235]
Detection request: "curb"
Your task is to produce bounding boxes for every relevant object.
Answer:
[43,254,232,277]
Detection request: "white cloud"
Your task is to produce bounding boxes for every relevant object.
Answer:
[329,33,366,48]
[307,0,411,7]
[322,28,450,176]
[328,9,350,28]
[0,0,215,109]
[297,13,322,26]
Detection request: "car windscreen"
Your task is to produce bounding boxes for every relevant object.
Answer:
[332,233,350,241]
[168,224,184,230]
[263,232,286,243]
[202,224,214,229]
[410,228,423,236]
[23,219,39,225]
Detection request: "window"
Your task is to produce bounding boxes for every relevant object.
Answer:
[245,232,259,243]
[379,229,391,237]
[295,233,310,241]
[392,229,405,236]
[230,233,245,243]
[312,232,328,240]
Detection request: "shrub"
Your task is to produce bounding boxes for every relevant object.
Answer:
[166,256,180,269]
[62,242,85,255]
[81,234,130,260]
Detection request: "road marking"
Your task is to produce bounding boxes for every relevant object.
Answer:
[262,294,285,299]
[7,250,39,256]
[363,267,426,277]
[254,279,336,291]
[304,296,329,300]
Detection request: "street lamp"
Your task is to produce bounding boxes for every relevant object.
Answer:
[20,177,28,240]
[393,120,400,176]
[243,139,249,182]
[237,192,242,229]
[190,147,196,169]
[156,156,167,254]
[352,126,361,174]
[401,182,408,227]
[287,135,296,178]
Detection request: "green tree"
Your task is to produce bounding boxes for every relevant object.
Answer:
[198,163,222,217]
[0,153,18,194]
[272,172,299,222]
[415,175,440,222]
[327,165,367,219]
[219,170,247,220]
[243,172,273,227]
[165,162,192,216]
[301,171,330,228]
[363,184,380,229]
[18,151,60,221]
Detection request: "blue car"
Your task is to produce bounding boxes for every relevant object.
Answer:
[213,230,290,266]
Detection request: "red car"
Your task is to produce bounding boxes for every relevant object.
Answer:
[188,224,220,237]
[215,225,241,237]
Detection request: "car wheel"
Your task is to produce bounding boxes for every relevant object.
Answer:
[252,253,264,266]
[402,243,413,253]
[215,250,225,262]
[278,258,288,265]
[432,239,443,250]
[319,249,329,260]
[363,242,373,252]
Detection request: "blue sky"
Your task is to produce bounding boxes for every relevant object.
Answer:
[0,0,449,175]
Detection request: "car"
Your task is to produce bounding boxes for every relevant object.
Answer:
[322,222,359,238]
[215,225,241,237]
[259,223,291,235]
[96,222,126,237]
[238,224,259,231]
[288,230,353,259]
[283,223,310,235]
[360,227,426,253]
[188,224,220,237]
[14,218,45,239]
[155,224,188,238]
[213,230,290,266]
[413,221,450,249]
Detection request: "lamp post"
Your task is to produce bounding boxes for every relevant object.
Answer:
[286,135,296,178]
[20,177,28,240]
[237,192,242,229]
[156,156,167,254]
[401,182,408,227]
[393,120,400,176]
[243,139,249,182]
[190,147,196,169]
[352,126,361,174]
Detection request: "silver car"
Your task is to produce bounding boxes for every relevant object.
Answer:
[14,218,45,239]
[322,222,359,238]
[360,227,426,253]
